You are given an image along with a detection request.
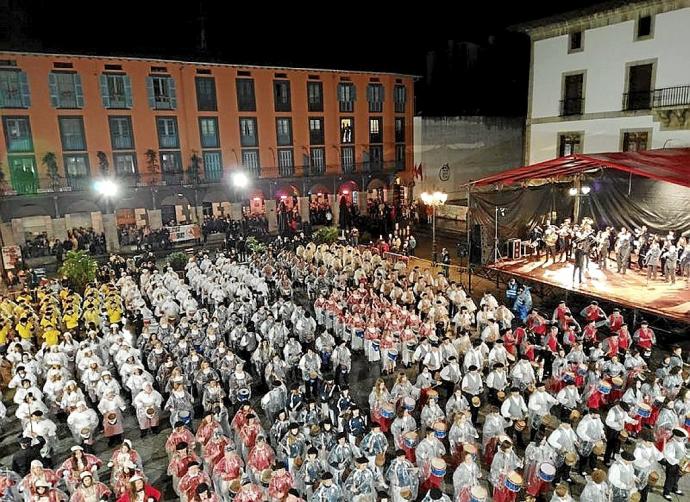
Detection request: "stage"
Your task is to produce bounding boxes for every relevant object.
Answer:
[487,257,690,323]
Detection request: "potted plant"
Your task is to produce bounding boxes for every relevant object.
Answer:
[168,251,188,272]
[144,149,159,185]
[96,151,110,176]
[41,152,61,191]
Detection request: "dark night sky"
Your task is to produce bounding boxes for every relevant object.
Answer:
[15,0,606,74]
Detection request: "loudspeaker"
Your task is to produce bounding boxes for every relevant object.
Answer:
[470,224,493,265]
[508,239,521,260]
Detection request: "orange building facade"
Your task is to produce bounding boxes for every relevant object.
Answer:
[0,51,415,244]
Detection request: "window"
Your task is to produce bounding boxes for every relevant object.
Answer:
[395,117,405,143]
[309,118,324,145]
[2,116,33,152]
[558,132,582,156]
[156,117,179,149]
[58,117,86,151]
[625,63,653,110]
[637,15,652,39]
[274,80,291,112]
[236,79,256,112]
[338,83,356,112]
[341,146,354,173]
[8,155,37,194]
[368,84,384,113]
[310,147,325,175]
[278,148,294,176]
[369,146,383,169]
[0,70,31,108]
[569,31,583,52]
[396,144,406,170]
[203,151,223,182]
[394,85,406,113]
[340,118,354,144]
[241,149,260,176]
[276,118,292,146]
[369,117,382,144]
[49,72,83,108]
[622,131,649,152]
[100,74,132,109]
[195,77,217,111]
[64,154,90,190]
[109,116,135,150]
[113,153,137,176]
[239,118,258,147]
[307,81,323,112]
[147,76,177,109]
[199,117,219,148]
[561,73,584,116]
[160,151,183,183]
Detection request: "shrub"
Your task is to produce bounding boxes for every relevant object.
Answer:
[313,226,339,245]
[246,236,266,254]
[168,252,188,271]
[59,250,97,294]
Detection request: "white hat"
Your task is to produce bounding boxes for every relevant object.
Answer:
[31,460,43,468]
[80,471,92,479]
[130,475,143,482]
[70,445,83,452]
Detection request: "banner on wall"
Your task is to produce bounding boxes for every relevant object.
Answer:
[167,224,201,243]
[2,245,22,269]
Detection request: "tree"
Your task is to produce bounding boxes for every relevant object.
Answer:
[42,152,61,191]
[59,250,98,294]
[144,149,159,185]
[96,151,109,176]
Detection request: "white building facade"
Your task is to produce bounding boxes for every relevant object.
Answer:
[522,0,690,164]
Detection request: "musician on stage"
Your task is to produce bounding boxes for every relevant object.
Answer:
[615,228,632,275]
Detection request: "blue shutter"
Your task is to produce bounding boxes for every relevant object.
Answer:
[123,75,133,108]
[100,74,110,108]
[18,72,31,108]
[168,77,177,109]
[74,74,84,108]
[48,72,59,107]
[146,77,155,108]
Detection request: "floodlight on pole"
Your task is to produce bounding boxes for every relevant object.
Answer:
[94,179,119,198]
[232,172,249,189]
[420,190,447,265]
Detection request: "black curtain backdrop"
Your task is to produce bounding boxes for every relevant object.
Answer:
[468,171,690,240]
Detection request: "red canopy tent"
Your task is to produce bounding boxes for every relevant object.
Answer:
[469,148,690,188]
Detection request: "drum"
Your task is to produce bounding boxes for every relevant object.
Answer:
[308,371,318,381]
[538,462,556,482]
[597,381,612,395]
[515,420,526,432]
[372,341,380,352]
[403,431,418,448]
[80,427,92,439]
[178,410,192,426]
[380,403,395,419]
[562,372,576,384]
[375,453,386,467]
[504,471,523,492]
[355,329,364,339]
[636,403,652,419]
[565,452,578,466]
[400,488,413,500]
[388,349,398,361]
[470,486,487,502]
[592,441,605,456]
[611,377,624,390]
[403,397,416,411]
[145,407,156,418]
[497,391,506,402]
[684,414,690,427]
[433,421,447,439]
[406,343,416,351]
[430,457,446,477]
[238,389,250,402]
[107,412,118,425]
[577,364,588,376]
[427,389,439,401]
[471,396,481,408]
[649,471,660,485]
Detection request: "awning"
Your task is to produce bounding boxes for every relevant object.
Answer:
[469,148,690,188]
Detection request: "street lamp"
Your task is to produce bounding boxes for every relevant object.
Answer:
[232,172,249,189]
[94,179,120,214]
[420,190,448,264]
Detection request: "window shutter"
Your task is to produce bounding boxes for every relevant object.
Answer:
[168,77,177,109]
[146,77,155,108]
[18,72,31,108]
[123,75,133,108]
[337,84,343,101]
[380,85,385,103]
[367,85,373,102]
[100,74,110,108]
[48,72,59,107]
[74,74,84,108]
[351,84,357,102]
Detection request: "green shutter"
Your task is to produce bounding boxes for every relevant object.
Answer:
[100,74,110,108]
[74,74,84,108]
[48,72,59,107]
[168,77,177,109]
[146,77,155,108]
[123,75,133,108]
[18,72,31,108]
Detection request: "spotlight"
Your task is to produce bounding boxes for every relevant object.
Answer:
[581,185,591,195]
[94,179,119,197]
[568,187,578,196]
[232,172,249,189]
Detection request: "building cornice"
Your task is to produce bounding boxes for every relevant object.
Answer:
[511,0,689,41]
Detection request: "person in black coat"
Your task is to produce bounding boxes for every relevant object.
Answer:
[12,436,45,476]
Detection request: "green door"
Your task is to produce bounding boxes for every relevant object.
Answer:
[9,155,38,194]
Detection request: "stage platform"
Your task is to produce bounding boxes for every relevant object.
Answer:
[487,257,690,324]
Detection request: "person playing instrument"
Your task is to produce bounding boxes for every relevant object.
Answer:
[662,428,688,500]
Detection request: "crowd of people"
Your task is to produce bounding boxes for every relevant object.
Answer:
[22,229,107,261]
[0,234,688,502]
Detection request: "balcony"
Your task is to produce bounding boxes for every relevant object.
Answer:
[278,165,295,177]
[66,175,90,191]
[623,91,651,111]
[652,85,690,108]
[560,97,584,116]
